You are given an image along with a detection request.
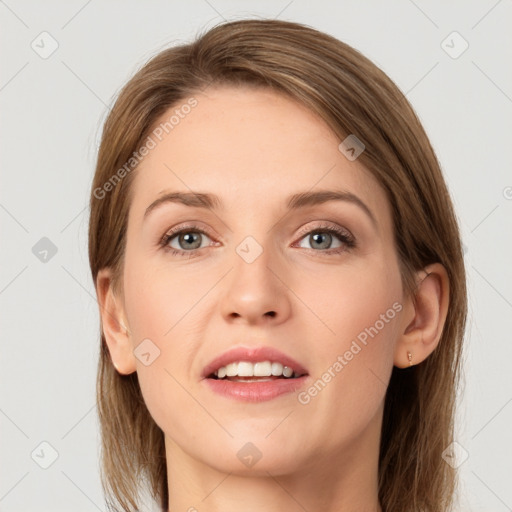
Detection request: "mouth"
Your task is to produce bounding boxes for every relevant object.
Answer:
[202,346,309,402]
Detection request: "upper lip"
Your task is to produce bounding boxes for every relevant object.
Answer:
[202,346,309,378]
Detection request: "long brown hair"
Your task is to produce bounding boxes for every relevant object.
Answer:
[89,18,467,512]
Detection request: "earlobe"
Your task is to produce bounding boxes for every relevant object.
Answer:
[96,268,137,375]
[394,263,450,368]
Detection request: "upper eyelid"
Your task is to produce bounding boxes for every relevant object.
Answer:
[163,220,348,235]
[296,221,351,236]
[162,221,352,245]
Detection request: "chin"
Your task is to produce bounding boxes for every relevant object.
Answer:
[197,437,308,476]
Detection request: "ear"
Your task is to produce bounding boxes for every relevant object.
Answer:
[394,262,450,368]
[96,268,137,375]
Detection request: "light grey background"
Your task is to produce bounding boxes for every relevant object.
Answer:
[1,1,511,511]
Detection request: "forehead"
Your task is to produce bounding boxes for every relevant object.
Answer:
[129,86,390,226]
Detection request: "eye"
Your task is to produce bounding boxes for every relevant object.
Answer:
[160,224,214,256]
[294,223,356,254]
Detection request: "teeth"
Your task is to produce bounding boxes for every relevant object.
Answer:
[271,362,283,376]
[213,360,297,379]
[226,363,238,377]
[238,361,253,377]
[254,361,272,376]
[282,366,293,378]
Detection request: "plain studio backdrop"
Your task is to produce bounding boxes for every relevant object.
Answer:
[1,1,511,511]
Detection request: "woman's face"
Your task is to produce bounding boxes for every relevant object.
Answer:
[120,85,405,475]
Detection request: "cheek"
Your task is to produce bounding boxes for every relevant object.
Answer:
[291,253,402,349]
[121,256,214,434]
[122,253,206,340]
[291,258,401,428]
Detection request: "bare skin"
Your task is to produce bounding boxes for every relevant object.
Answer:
[96,86,449,512]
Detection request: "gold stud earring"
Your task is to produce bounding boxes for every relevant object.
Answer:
[407,351,413,366]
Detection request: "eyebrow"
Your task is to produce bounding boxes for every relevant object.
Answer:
[144,189,377,228]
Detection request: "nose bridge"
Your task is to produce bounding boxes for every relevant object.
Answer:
[219,233,291,324]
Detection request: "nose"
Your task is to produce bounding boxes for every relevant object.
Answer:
[219,242,292,326]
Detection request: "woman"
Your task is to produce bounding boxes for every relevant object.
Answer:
[89,18,467,512]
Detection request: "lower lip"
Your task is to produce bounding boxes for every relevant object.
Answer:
[204,376,309,402]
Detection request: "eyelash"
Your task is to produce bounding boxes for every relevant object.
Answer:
[159,222,356,258]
